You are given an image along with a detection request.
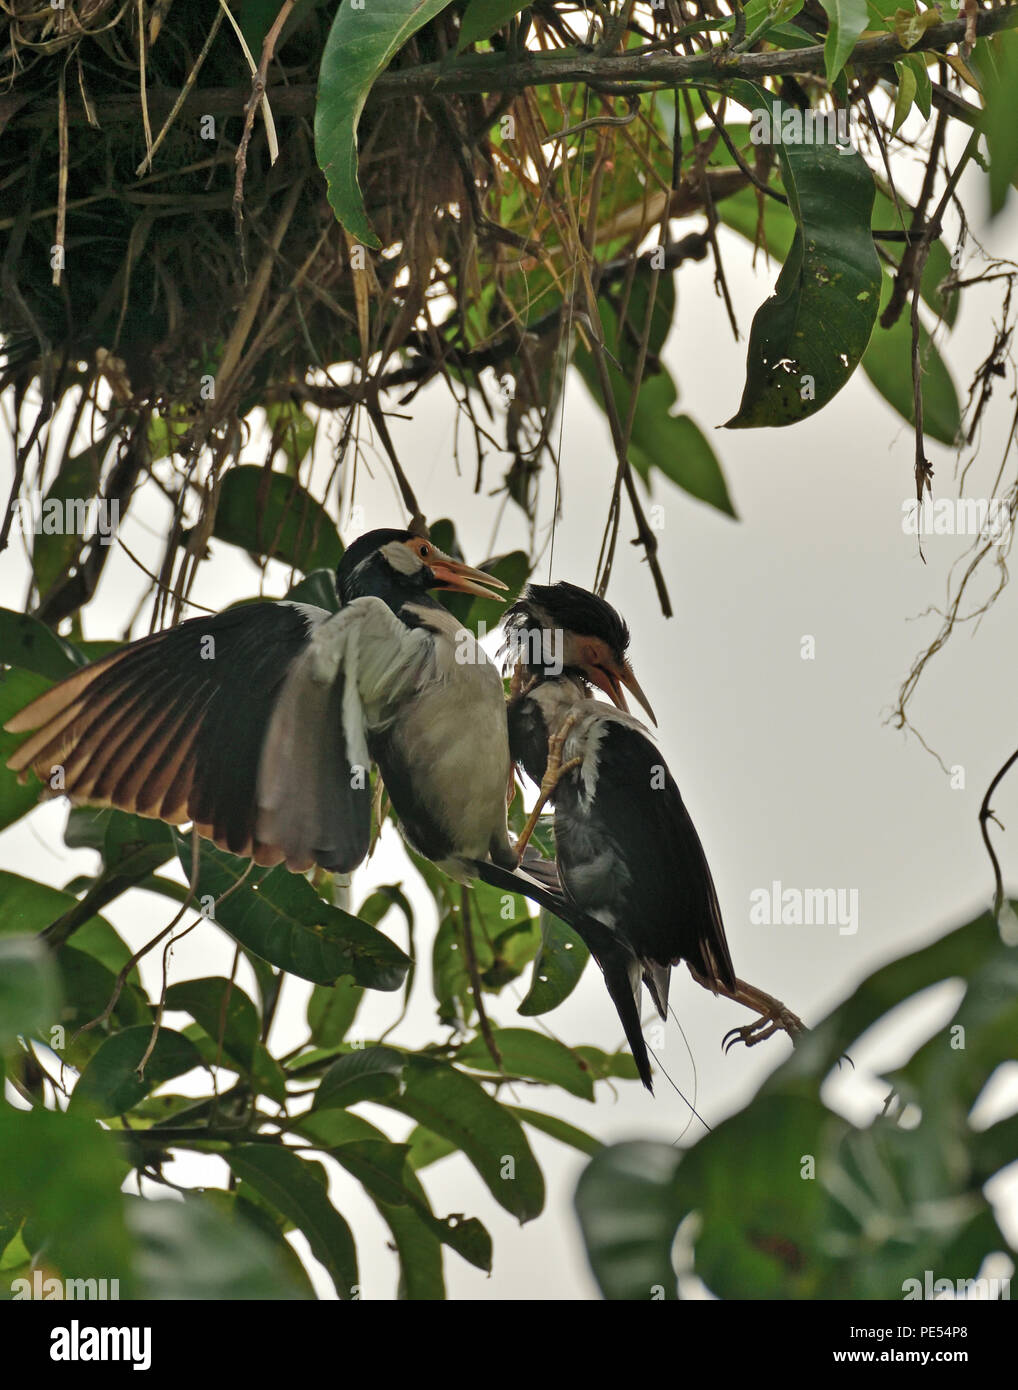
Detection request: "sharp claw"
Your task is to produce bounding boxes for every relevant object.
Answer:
[722,1009,800,1053]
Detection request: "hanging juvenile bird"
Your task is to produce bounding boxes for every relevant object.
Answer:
[5,528,520,881]
[502,581,739,1093]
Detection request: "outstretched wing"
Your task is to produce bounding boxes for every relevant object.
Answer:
[5,597,428,874]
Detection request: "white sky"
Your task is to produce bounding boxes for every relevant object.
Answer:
[1,140,1017,1300]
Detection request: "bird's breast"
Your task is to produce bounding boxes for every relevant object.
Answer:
[369,625,511,865]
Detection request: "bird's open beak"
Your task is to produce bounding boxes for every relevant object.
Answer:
[588,659,657,726]
[427,548,510,601]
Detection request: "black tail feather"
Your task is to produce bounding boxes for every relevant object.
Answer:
[472,858,655,1093]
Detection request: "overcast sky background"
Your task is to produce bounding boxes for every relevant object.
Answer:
[2,141,1017,1299]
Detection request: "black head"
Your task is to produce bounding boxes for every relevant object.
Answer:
[336,528,508,611]
[504,580,655,723]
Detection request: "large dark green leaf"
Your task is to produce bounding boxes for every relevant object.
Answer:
[306,975,363,1046]
[172,833,410,989]
[0,935,60,1046]
[0,607,85,678]
[456,1027,595,1101]
[0,870,136,976]
[129,1192,310,1299]
[226,1144,358,1299]
[315,0,458,246]
[386,1056,545,1222]
[314,1044,407,1108]
[210,466,343,573]
[724,84,881,428]
[69,1025,203,1117]
[576,906,1018,1300]
[518,911,589,1016]
[0,1104,134,1291]
[163,977,260,1071]
[510,1107,603,1158]
[297,1107,491,1286]
[575,1141,685,1300]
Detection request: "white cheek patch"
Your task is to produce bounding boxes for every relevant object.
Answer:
[382,540,424,576]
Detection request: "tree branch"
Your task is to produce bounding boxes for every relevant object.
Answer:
[22,8,1017,125]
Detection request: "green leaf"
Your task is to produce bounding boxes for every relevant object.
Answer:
[173,832,410,989]
[861,269,960,445]
[226,1145,358,1299]
[0,935,60,1046]
[128,1193,310,1299]
[575,270,736,514]
[315,0,458,246]
[457,1027,595,1100]
[575,1141,684,1299]
[819,0,869,82]
[55,945,149,1068]
[892,4,941,50]
[574,1044,640,1083]
[0,870,136,977]
[284,568,340,613]
[0,1105,134,1290]
[0,607,85,678]
[69,1025,203,1117]
[724,84,881,429]
[264,400,316,474]
[976,29,1018,215]
[457,0,529,51]
[387,1056,545,1222]
[209,466,343,573]
[30,442,105,599]
[298,1108,491,1284]
[510,1106,604,1158]
[330,1139,412,1207]
[405,1124,459,1169]
[892,58,917,134]
[871,189,957,326]
[307,975,364,1046]
[518,911,589,1016]
[314,1045,407,1108]
[163,977,260,1071]
[635,403,736,517]
[0,668,49,830]
[901,52,933,121]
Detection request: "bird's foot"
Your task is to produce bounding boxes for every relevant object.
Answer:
[722,996,806,1053]
[513,713,582,862]
[540,712,583,799]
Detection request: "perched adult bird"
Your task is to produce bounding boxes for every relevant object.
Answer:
[5,528,518,881]
[502,581,737,1092]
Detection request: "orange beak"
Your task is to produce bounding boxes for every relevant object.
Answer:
[426,547,510,602]
[588,659,657,726]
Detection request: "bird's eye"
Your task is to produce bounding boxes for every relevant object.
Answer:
[418,543,430,558]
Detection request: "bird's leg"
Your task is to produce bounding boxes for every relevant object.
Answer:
[686,964,807,1050]
[514,712,583,862]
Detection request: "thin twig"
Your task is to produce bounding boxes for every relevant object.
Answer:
[979,746,1018,921]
